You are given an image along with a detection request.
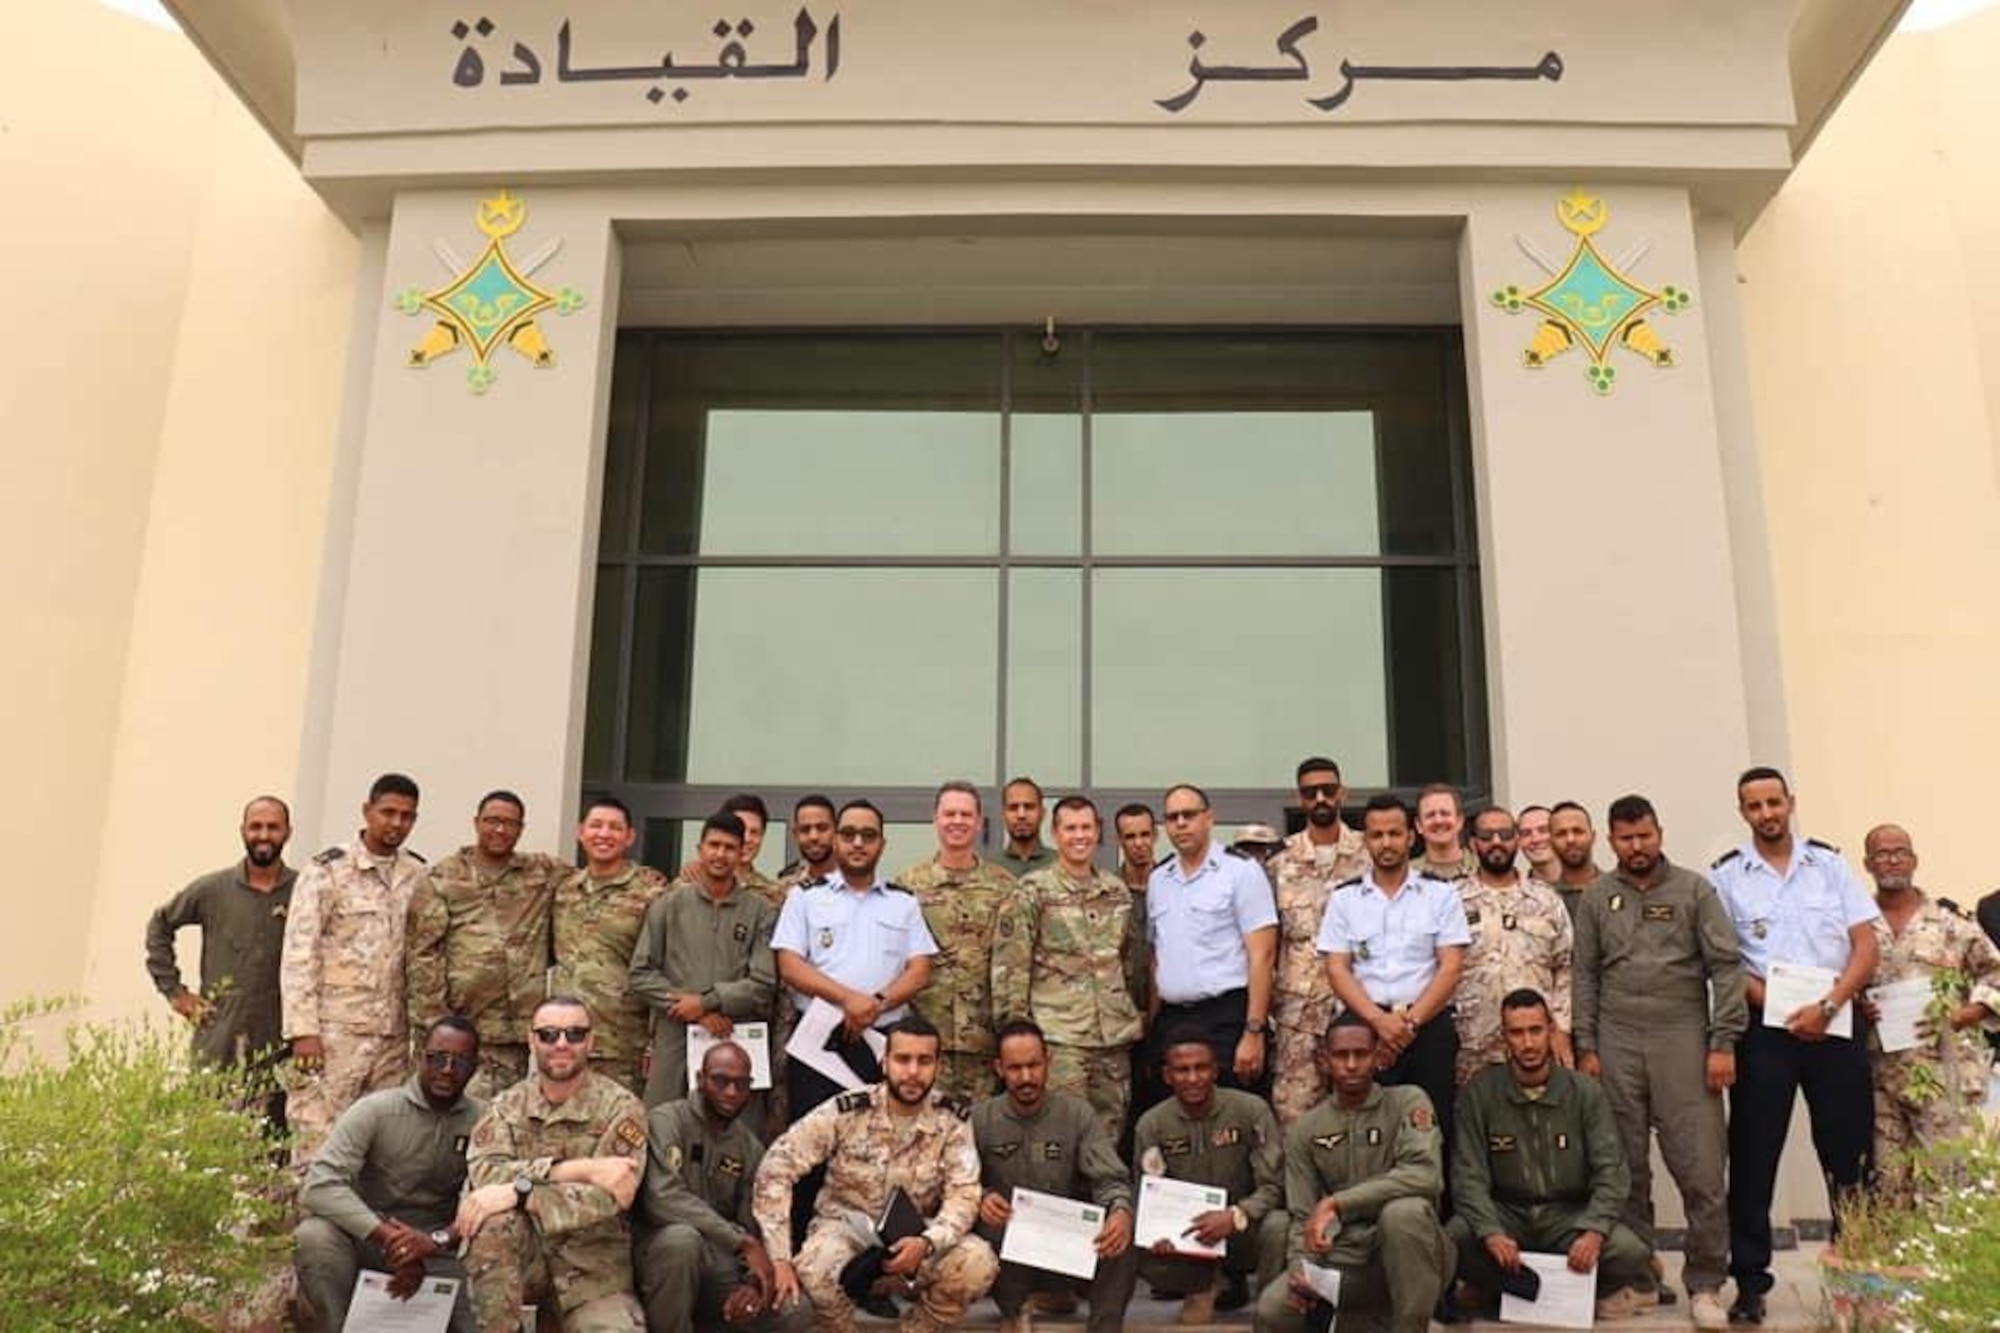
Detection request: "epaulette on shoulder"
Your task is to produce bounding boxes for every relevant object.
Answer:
[882,881,913,896]
[406,849,427,864]
[312,846,346,866]
[1332,875,1364,890]
[834,1090,873,1114]
[1938,897,1969,920]
[1711,848,1743,871]
[1806,837,1840,855]
[1223,846,1251,860]
[935,1093,972,1120]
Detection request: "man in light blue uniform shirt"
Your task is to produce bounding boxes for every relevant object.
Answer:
[1143,783,1280,1106]
[1710,766,1879,1326]
[1318,792,1471,1198]
[771,798,938,1119]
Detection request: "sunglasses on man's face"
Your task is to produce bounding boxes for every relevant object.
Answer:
[532,1025,591,1045]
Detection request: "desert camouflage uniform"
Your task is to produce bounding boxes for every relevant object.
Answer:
[551,862,671,1094]
[406,847,569,1099]
[465,1070,650,1332]
[993,862,1146,1145]
[1454,875,1575,1086]
[1419,848,1478,883]
[752,1084,998,1333]
[1869,896,2000,1196]
[901,856,1018,1103]
[1267,826,1368,1126]
[281,839,427,1162]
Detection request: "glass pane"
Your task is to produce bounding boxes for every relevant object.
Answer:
[1090,569,1390,789]
[582,568,625,783]
[1092,412,1380,556]
[1384,567,1478,787]
[639,334,1002,555]
[628,568,999,787]
[598,337,647,556]
[1009,413,1082,557]
[1005,569,1081,787]
[694,409,1000,557]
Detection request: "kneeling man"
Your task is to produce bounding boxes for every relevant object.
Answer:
[1448,988,1653,1319]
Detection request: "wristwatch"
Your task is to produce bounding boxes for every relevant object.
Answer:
[513,1174,535,1210]
[1818,997,1839,1019]
[429,1228,455,1250]
[1230,1206,1250,1234]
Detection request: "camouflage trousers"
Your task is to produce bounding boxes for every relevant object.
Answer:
[467,1042,530,1103]
[465,1211,645,1333]
[1272,1022,1329,1129]
[794,1220,998,1333]
[287,1032,409,1166]
[1046,1042,1132,1146]
[1873,1047,1991,1200]
[1453,1034,1508,1091]
[932,1049,1000,1106]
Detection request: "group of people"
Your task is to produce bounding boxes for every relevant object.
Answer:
[143,760,2000,1331]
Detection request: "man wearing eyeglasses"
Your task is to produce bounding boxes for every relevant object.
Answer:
[407,791,573,1100]
[634,1042,810,1333]
[771,799,938,1122]
[1142,783,1281,1106]
[459,996,651,1332]
[296,1014,484,1332]
[1453,806,1574,1088]
[1266,758,1368,1128]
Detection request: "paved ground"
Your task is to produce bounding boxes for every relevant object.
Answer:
[881,1244,1830,1330]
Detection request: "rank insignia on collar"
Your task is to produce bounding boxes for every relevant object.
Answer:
[1366,1127,1381,1145]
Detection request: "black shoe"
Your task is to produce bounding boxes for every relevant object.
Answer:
[859,1293,900,1319]
[1728,1291,1766,1325]
[1659,1286,1679,1306]
[1216,1271,1251,1311]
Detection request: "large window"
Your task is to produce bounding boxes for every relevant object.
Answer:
[586,330,1484,868]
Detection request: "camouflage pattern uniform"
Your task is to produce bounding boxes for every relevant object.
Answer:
[751,1084,999,1333]
[464,1070,650,1332]
[900,856,1019,1103]
[405,846,569,1100]
[1453,876,1575,1086]
[1253,1084,1454,1333]
[991,862,1146,1145]
[1869,896,2000,1196]
[281,839,427,1163]
[551,863,671,1095]
[1267,827,1367,1127]
[1420,848,1478,883]
[742,866,789,912]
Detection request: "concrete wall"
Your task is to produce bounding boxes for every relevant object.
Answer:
[0,0,358,1024]
[1740,10,2000,896]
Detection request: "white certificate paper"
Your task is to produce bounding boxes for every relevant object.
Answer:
[999,1187,1103,1280]
[1498,1252,1594,1329]
[1763,962,1853,1039]
[687,1021,773,1089]
[344,1271,460,1333]
[785,999,887,1091]
[1133,1175,1227,1258]
[1868,976,1933,1053]
[1298,1262,1342,1307]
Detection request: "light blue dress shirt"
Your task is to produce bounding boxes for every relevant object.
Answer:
[1147,842,1280,1005]
[1315,869,1472,1008]
[771,876,939,1018]
[1710,839,1879,980]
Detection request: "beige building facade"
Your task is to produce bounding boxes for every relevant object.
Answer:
[10,0,1998,1228]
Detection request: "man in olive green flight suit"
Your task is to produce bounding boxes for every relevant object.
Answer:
[1449,988,1654,1320]
[1132,1027,1288,1321]
[632,1042,808,1333]
[1254,1011,1454,1333]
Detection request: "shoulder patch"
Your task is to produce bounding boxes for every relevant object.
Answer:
[614,1115,647,1151]
[1138,1145,1165,1176]
[1806,837,1839,854]
[1410,1104,1434,1131]
[312,846,346,866]
[1711,849,1742,870]
[661,1142,684,1173]
[835,1090,872,1114]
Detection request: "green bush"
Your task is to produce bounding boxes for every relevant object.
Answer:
[0,998,294,1332]
[1836,1120,2000,1331]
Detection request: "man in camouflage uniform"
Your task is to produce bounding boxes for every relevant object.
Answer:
[1455,806,1574,1086]
[1132,1028,1287,1321]
[1448,989,1652,1320]
[992,794,1145,1145]
[1255,1011,1453,1333]
[634,1041,808,1333]
[406,790,571,1100]
[281,772,426,1164]
[1267,757,1368,1128]
[972,1020,1138,1333]
[458,996,650,1333]
[1415,783,1477,882]
[144,794,297,1129]
[900,780,1018,1103]
[552,796,670,1095]
[629,812,778,1107]
[1862,823,2000,1198]
[296,1016,484,1333]
[752,1016,999,1333]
